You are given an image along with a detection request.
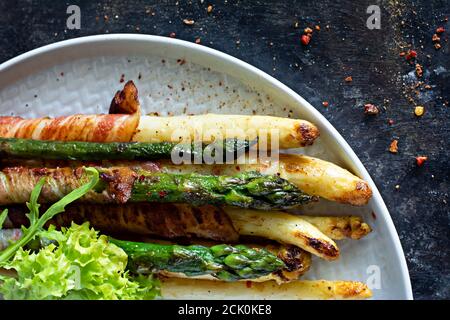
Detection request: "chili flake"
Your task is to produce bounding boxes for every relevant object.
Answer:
[322,101,329,107]
[300,34,311,46]
[405,50,417,61]
[436,26,445,34]
[389,139,398,153]
[169,32,176,38]
[344,76,353,82]
[415,156,428,166]
[415,63,423,77]
[183,19,195,25]
[414,106,425,116]
[207,5,213,13]
[364,103,379,115]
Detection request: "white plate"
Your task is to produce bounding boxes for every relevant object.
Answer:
[0,34,412,300]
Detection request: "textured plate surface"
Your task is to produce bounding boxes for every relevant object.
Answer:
[0,34,412,299]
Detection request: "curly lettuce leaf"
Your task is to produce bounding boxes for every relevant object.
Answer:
[0,222,160,300]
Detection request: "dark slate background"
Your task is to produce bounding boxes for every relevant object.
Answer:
[0,0,448,299]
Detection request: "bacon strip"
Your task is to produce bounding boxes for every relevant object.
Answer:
[0,81,140,142]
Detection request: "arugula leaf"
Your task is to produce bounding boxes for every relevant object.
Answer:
[0,209,8,229]
[0,167,99,264]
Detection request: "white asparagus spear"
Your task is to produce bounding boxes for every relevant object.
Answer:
[225,208,340,260]
[160,278,372,300]
[133,114,319,148]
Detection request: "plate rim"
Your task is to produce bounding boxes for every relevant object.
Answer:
[0,34,413,300]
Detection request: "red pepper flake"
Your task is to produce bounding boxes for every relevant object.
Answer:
[246,281,252,288]
[389,139,399,153]
[315,25,321,31]
[304,27,313,34]
[364,103,379,115]
[436,26,445,34]
[322,101,329,107]
[405,50,417,61]
[388,118,395,125]
[177,58,186,65]
[371,211,377,220]
[195,38,201,44]
[138,175,145,182]
[183,19,195,25]
[235,165,241,171]
[415,63,423,78]
[415,156,428,166]
[158,191,168,198]
[207,5,213,13]
[434,43,442,50]
[300,34,311,46]
[169,32,176,38]
[432,33,441,42]
[399,52,406,56]
[119,74,125,83]
[344,76,353,82]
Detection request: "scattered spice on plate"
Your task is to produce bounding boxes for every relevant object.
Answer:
[300,25,317,46]
[414,106,425,116]
[322,101,329,107]
[432,26,444,50]
[195,38,201,44]
[207,5,213,13]
[389,139,398,153]
[415,156,428,166]
[183,19,195,25]
[344,76,353,83]
[119,74,125,83]
[169,32,176,38]
[364,103,379,115]
[315,25,321,31]
[388,119,395,125]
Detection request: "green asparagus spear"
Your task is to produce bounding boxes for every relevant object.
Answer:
[0,229,285,281]
[0,137,254,162]
[0,167,313,209]
[109,238,285,281]
[131,171,312,209]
